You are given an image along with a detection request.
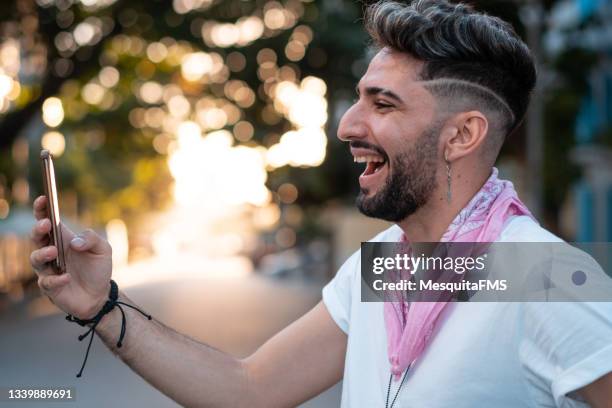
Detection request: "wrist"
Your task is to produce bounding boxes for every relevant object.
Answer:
[65,280,151,377]
[93,303,121,334]
[76,281,112,320]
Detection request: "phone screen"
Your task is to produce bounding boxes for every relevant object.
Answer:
[40,149,66,273]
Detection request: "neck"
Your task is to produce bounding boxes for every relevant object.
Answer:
[397,166,492,242]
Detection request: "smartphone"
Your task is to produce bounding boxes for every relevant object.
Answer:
[40,149,66,273]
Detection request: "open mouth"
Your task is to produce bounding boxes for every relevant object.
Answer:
[354,155,387,176]
[353,152,389,192]
[349,143,389,191]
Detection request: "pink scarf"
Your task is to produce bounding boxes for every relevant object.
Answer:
[384,167,533,379]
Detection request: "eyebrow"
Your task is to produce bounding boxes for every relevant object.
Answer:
[355,85,404,104]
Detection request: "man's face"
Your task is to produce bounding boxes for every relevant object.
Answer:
[337,49,443,222]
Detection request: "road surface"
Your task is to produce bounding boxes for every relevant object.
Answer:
[0,273,341,407]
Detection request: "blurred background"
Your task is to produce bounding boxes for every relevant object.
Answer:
[0,0,611,406]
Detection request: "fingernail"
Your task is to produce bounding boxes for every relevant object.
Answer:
[71,237,85,248]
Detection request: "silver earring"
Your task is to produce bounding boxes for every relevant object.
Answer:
[445,154,452,204]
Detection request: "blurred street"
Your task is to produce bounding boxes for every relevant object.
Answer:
[0,272,341,407]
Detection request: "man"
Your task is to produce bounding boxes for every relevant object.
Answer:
[30,1,612,407]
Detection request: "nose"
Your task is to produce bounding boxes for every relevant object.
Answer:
[337,101,368,142]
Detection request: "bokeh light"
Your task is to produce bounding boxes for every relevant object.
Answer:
[181,52,213,82]
[42,97,64,127]
[106,218,129,268]
[99,66,120,88]
[41,131,66,157]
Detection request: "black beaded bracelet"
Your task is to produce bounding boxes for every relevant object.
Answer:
[66,280,152,377]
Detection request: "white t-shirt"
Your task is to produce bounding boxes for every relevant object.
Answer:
[322,216,612,407]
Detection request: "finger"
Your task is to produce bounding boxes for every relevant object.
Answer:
[30,218,51,247]
[60,222,76,244]
[30,246,57,272]
[33,196,48,220]
[32,264,56,279]
[38,273,70,294]
[70,229,110,255]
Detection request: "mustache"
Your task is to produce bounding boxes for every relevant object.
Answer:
[349,141,388,160]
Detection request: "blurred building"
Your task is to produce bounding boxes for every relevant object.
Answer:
[0,208,34,300]
[546,0,612,241]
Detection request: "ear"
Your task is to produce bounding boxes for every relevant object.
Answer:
[443,111,488,162]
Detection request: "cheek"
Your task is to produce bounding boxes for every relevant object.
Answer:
[371,120,420,157]
[382,106,439,146]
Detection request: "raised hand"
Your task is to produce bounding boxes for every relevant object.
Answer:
[30,195,113,319]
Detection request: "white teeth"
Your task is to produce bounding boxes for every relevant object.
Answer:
[353,155,384,164]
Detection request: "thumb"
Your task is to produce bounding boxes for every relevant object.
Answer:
[70,229,111,255]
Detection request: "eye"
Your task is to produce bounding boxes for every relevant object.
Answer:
[374,100,394,110]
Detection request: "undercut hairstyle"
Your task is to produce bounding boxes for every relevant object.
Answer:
[364,0,537,151]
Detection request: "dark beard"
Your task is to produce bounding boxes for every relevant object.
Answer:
[356,123,441,222]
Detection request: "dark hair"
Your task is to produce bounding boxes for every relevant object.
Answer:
[364,0,536,138]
